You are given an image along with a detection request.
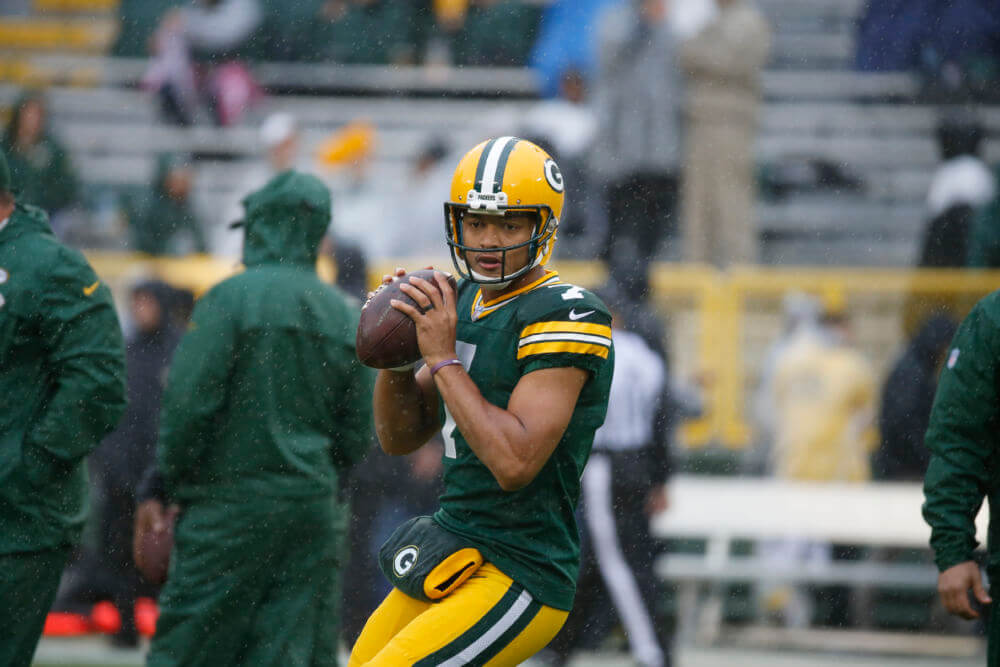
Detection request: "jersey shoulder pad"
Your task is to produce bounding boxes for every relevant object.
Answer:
[516,282,612,364]
[520,281,610,321]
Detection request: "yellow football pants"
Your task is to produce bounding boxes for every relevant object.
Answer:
[349,563,568,666]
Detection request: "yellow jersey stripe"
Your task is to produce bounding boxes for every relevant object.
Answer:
[516,341,611,360]
[520,321,612,339]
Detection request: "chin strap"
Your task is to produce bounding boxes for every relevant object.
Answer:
[468,252,544,288]
[469,269,513,289]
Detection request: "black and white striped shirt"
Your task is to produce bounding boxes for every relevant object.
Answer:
[593,329,666,452]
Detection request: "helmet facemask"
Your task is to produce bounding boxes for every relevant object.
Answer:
[444,204,558,288]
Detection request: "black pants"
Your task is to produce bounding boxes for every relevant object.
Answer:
[55,481,151,643]
[604,172,678,299]
[552,450,670,667]
[101,483,144,641]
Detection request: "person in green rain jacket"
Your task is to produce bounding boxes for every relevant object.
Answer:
[129,153,207,255]
[0,148,126,667]
[1,92,80,217]
[923,290,1000,664]
[147,170,373,667]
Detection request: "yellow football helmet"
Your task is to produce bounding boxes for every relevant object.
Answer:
[444,137,564,286]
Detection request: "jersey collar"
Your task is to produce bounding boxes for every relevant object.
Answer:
[471,270,561,321]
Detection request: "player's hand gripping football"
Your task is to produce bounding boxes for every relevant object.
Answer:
[392,270,458,369]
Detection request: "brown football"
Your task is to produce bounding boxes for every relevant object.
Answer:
[356,269,458,369]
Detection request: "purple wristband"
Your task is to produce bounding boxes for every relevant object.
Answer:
[430,358,462,376]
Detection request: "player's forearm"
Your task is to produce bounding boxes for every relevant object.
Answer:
[433,365,537,491]
[374,369,439,455]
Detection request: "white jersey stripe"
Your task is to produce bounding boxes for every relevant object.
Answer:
[518,332,613,348]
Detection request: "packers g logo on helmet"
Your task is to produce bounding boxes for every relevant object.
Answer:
[444,137,564,287]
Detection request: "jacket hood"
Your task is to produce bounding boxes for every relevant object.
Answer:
[240,170,331,267]
[910,314,958,366]
[0,202,53,241]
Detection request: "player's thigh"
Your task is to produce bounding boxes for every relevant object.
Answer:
[349,588,432,667]
[360,563,566,667]
[482,603,568,667]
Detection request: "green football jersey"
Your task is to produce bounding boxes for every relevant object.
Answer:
[433,270,614,610]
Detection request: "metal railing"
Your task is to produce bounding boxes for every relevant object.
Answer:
[85,252,1000,449]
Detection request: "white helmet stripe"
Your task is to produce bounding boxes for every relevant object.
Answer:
[479,136,516,195]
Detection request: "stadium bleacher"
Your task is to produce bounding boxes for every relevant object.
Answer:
[1,0,995,267]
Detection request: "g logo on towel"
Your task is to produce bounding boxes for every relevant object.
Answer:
[393,546,419,577]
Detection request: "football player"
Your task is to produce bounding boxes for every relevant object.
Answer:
[350,137,614,666]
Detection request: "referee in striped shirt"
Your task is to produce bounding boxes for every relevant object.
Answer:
[549,291,675,667]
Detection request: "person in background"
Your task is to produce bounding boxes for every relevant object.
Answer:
[129,153,207,255]
[923,291,1000,662]
[307,0,416,65]
[680,0,770,267]
[443,0,540,67]
[549,289,673,667]
[920,112,995,267]
[143,171,373,666]
[750,292,823,471]
[0,147,126,667]
[771,303,877,483]
[216,111,305,255]
[143,0,264,126]
[528,0,620,98]
[904,111,994,338]
[874,315,957,481]
[97,282,184,645]
[319,122,388,261]
[761,302,877,627]
[521,70,598,259]
[591,0,682,298]
[384,138,453,259]
[1,92,80,221]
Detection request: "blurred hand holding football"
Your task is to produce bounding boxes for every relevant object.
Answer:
[357,268,457,369]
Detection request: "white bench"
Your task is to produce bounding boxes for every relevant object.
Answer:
[650,475,989,643]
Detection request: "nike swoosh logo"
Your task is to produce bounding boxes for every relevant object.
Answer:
[568,309,595,321]
[83,280,100,296]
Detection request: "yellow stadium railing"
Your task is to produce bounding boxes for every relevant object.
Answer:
[34,0,119,13]
[85,253,1000,450]
[0,18,116,52]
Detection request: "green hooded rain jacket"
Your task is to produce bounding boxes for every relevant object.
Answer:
[0,202,126,554]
